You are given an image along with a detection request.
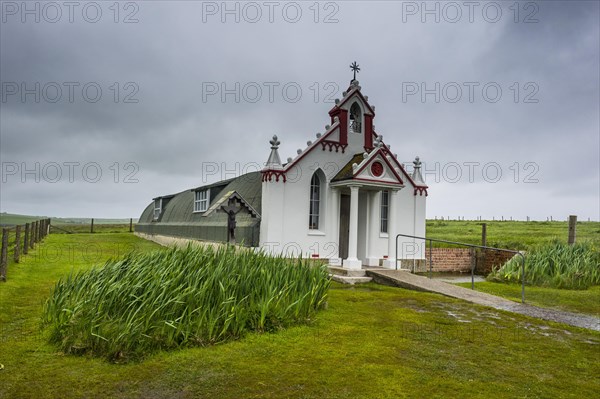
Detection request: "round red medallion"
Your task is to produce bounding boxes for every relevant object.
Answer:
[371,162,384,177]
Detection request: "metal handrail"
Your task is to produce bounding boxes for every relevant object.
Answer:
[394,233,526,303]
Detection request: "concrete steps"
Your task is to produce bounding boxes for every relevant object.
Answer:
[330,275,373,285]
[328,266,373,285]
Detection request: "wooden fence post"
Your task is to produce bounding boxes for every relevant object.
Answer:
[129,218,133,233]
[24,223,30,255]
[568,215,577,245]
[1,228,8,281]
[29,222,35,249]
[91,218,94,233]
[14,225,21,263]
[481,223,487,247]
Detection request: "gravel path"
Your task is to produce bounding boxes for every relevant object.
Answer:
[367,269,600,332]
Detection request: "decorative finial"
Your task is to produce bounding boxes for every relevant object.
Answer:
[270,135,280,149]
[264,135,283,170]
[412,156,425,184]
[350,61,360,82]
[307,140,312,146]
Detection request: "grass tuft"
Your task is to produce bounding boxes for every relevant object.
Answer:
[488,241,600,289]
[41,244,331,361]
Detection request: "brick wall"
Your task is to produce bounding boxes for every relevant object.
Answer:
[477,250,517,274]
[398,248,517,274]
[420,248,475,273]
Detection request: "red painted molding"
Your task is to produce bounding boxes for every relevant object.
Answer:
[414,187,428,196]
[261,170,287,183]
[321,140,347,153]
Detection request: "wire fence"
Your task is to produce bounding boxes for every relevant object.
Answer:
[0,218,51,281]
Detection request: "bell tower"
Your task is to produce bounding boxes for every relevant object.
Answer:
[328,62,375,151]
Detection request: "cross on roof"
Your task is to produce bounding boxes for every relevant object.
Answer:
[350,61,360,82]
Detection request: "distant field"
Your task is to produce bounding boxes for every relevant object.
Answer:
[2,212,598,249]
[0,213,48,226]
[0,212,136,227]
[426,220,600,250]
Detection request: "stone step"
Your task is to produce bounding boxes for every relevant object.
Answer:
[328,266,366,277]
[330,274,373,285]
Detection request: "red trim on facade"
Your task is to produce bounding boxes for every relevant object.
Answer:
[372,133,429,196]
[414,187,428,196]
[330,86,376,116]
[353,149,405,185]
[320,140,347,153]
[329,108,348,145]
[278,122,341,174]
[364,114,373,148]
[261,170,287,183]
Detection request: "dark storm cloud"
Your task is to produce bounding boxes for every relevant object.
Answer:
[1,1,598,220]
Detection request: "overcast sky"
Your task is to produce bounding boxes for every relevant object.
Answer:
[1,0,598,221]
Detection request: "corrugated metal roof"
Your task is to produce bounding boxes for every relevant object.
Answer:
[138,171,262,226]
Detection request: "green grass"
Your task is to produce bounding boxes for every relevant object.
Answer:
[42,244,330,361]
[50,223,133,234]
[1,233,599,398]
[488,241,600,289]
[456,282,600,316]
[426,220,600,250]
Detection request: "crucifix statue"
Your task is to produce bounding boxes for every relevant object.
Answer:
[350,61,360,82]
[221,198,242,243]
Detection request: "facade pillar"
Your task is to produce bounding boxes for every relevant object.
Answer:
[343,185,362,270]
[383,190,399,269]
[365,190,381,266]
[328,188,341,265]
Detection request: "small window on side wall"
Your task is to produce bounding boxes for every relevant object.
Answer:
[380,191,389,233]
[153,199,162,221]
[309,173,321,230]
[194,189,210,212]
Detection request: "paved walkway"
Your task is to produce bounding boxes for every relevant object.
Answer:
[366,269,600,332]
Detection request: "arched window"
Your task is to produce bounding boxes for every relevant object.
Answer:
[309,172,322,229]
[349,102,362,133]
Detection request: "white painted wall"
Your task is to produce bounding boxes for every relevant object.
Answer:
[259,90,427,264]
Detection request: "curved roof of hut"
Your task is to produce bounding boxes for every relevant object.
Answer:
[138,171,262,225]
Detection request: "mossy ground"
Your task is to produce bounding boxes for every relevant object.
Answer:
[1,234,599,398]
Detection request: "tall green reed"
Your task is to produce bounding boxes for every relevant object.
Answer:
[41,244,331,361]
[488,240,600,289]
